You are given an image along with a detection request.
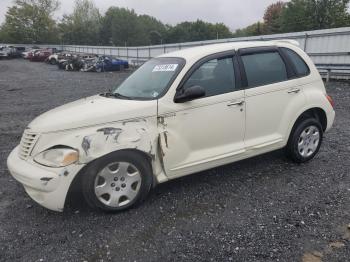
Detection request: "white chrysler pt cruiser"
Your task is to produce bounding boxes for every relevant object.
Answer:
[7,41,335,212]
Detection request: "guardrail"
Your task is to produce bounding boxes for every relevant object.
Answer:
[316,63,350,81]
[3,26,350,79]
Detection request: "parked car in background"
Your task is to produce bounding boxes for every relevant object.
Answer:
[46,51,73,65]
[14,47,26,57]
[7,40,335,213]
[29,50,52,62]
[95,56,129,72]
[0,47,10,59]
[82,56,129,72]
[56,54,95,71]
[22,47,40,59]
[0,46,25,59]
[23,50,34,59]
[63,56,85,71]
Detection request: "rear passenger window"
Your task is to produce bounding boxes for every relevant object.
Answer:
[281,47,310,77]
[183,57,236,97]
[241,51,288,87]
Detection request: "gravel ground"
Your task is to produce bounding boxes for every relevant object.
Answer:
[0,59,349,262]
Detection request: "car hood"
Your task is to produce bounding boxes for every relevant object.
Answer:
[28,95,157,133]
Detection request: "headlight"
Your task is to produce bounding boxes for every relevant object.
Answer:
[34,148,79,167]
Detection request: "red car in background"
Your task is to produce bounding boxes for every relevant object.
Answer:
[29,49,53,62]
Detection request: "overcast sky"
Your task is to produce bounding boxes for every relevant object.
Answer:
[0,0,288,30]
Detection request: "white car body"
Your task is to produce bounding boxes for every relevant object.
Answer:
[7,41,335,211]
[48,52,75,64]
[47,53,59,61]
[22,49,38,58]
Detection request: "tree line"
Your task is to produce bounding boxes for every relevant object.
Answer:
[1,0,350,46]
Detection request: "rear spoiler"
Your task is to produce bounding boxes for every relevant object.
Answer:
[272,39,300,47]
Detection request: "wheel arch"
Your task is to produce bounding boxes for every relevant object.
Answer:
[287,107,327,144]
[66,148,155,207]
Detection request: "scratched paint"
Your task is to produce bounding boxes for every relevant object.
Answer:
[82,136,92,155]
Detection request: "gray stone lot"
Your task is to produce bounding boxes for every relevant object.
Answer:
[0,59,349,261]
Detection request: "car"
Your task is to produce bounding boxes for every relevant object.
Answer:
[81,56,129,72]
[22,49,37,59]
[0,46,24,59]
[97,56,129,72]
[46,51,75,65]
[13,47,26,57]
[7,40,335,213]
[0,47,9,59]
[29,50,52,62]
[56,54,98,70]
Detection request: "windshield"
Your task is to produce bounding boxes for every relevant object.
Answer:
[112,57,185,99]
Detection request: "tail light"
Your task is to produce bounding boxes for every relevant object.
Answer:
[326,94,334,108]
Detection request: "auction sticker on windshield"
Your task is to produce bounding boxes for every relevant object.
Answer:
[152,64,178,72]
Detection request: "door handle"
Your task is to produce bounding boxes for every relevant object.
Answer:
[227,100,245,107]
[287,88,301,94]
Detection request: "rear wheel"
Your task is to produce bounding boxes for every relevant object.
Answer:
[82,151,153,212]
[286,118,323,163]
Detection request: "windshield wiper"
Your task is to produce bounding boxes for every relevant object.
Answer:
[113,92,133,100]
[101,92,133,100]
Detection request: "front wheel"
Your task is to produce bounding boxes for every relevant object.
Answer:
[286,118,323,163]
[81,151,153,212]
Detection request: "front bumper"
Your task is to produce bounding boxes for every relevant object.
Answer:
[7,146,84,212]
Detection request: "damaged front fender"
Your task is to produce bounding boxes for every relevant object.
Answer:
[31,117,166,183]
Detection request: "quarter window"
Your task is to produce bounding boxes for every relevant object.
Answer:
[241,51,288,87]
[281,47,310,77]
[183,57,236,97]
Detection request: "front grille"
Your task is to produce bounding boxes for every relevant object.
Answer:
[18,130,39,160]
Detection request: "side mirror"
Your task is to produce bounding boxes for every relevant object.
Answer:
[174,85,206,103]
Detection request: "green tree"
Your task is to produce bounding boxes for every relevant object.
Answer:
[138,15,167,45]
[165,20,232,43]
[0,0,60,44]
[308,0,350,29]
[280,0,350,32]
[234,22,264,37]
[263,1,286,34]
[100,7,145,46]
[59,0,101,45]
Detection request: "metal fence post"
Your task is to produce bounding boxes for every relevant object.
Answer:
[326,69,331,82]
[163,45,166,54]
[148,47,151,59]
[304,33,308,52]
[126,48,129,60]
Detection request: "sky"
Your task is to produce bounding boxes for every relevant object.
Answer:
[0,0,289,31]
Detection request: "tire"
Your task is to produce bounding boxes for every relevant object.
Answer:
[286,117,323,163]
[81,151,153,212]
[49,58,56,65]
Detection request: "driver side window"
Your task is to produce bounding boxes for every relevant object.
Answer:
[183,56,236,97]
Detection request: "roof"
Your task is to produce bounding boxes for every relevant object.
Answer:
[159,40,299,61]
